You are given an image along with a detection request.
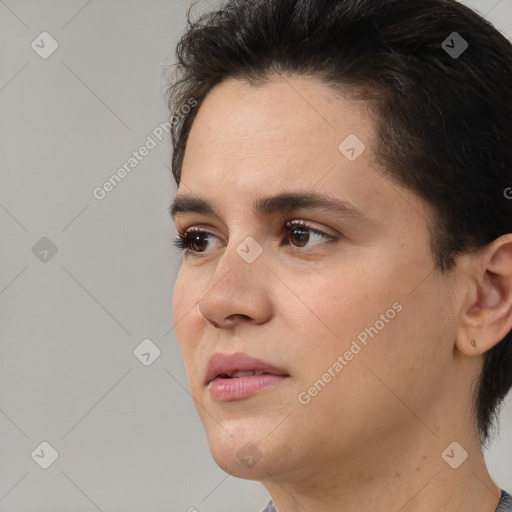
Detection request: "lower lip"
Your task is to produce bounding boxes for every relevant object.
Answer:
[208,374,289,401]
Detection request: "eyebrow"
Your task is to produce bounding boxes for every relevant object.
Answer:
[169,191,377,225]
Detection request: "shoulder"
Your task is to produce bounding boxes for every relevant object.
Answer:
[497,490,512,512]
[261,491,512,512]
[261,499,277,512]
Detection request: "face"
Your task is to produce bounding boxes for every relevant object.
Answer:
[171,75,462,484]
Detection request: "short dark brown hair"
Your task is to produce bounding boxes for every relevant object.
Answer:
[165,0,512,446]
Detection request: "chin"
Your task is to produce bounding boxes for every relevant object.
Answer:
[204,425,274,479]
[209,444,265,479]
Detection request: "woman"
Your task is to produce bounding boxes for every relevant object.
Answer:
[167,0,512,510]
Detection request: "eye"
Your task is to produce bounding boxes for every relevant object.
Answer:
[172,220,333,256]
[284,220,332,249]
[172,227,220,255]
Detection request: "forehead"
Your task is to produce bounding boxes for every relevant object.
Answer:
[180,75,377,192]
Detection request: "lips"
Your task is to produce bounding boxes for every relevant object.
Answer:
[205,352,289,385]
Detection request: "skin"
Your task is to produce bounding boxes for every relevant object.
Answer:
[171,75,512,512]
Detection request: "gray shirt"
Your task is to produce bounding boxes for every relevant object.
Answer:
[261,489,512,512]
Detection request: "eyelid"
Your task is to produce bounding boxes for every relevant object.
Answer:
[286,219,336,238]
[177,218,335,237]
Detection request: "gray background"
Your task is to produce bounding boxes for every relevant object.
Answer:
[0,0,511,510]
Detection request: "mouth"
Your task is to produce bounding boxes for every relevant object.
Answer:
[207,371,290,402]
[205,352,290,386]
[214,370,277,380]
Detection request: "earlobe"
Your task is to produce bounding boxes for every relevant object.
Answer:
[456,328,482,357]
[455,234,512,357]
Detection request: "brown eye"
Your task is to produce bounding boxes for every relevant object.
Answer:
[284,220,331,248]
[287,224,310,247]
[173,228,216,254]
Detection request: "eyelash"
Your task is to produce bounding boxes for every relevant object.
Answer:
[172,220,333,256]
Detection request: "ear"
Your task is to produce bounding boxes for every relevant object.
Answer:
[456,233,512,356]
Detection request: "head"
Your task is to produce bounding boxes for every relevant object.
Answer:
[166,0,512,482]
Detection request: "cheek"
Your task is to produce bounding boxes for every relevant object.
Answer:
[172,270,187,325]
[285,278,450,443]
[352,275,456,422]
[283,253,444,392]
[275,268,382,395]
[283,262,394,353]
[172,269,203,361]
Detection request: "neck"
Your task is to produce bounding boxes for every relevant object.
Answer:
[262,429,502,512]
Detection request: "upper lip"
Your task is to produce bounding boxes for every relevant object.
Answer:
[205,352,289,384]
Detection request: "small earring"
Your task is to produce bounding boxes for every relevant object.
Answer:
[470,339,478,350]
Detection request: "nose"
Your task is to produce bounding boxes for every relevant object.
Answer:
[197,238,273,329]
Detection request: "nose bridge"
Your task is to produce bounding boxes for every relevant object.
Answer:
[211,231,267,291]
[197,231,269,324]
